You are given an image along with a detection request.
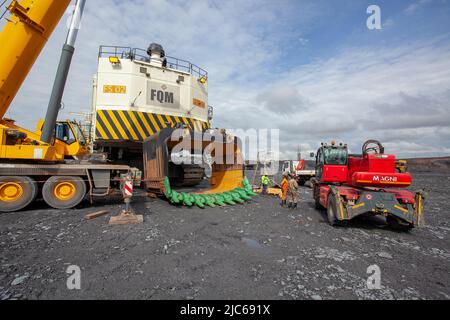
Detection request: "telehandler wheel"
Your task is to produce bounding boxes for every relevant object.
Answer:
[386,216,413,232]
[315,195,322,210]
[327,196,338,226]
[0,176,38,213]
[298,177,307,186]
[42,176,86,210]
[313,185,322,209]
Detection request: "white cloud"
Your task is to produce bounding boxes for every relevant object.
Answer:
[256,86,312,115]
[298,37,309,46]
[404,0,433,15]
[5,0,316,123]
[383,18,395,29]
[213,37,450,159]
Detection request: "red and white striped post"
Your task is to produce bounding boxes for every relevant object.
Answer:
[109,173,143,225]
[122,174,133,212]
[123,175,133,197]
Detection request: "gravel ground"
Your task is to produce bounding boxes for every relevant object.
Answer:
[0,172,449,300]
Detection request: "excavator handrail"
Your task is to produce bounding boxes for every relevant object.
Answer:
[98,45,208,79]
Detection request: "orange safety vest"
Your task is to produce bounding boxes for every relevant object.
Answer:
[281,178,289,200]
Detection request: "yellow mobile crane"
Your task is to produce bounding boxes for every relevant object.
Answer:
[0,0,88,160]
[0,0,137,212]
[0,0,252,213]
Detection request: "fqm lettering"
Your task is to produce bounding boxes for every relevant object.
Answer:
[150,89,174,104]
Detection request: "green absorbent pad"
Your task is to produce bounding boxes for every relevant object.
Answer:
[163,177,257,208]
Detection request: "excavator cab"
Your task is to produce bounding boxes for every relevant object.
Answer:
[315,141,348,183]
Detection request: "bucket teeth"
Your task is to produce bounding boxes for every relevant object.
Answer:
[205,195,216,208]
[236,189,252,201]
[170,191,182,204]
[181,193,193,206]
[194,195,206,208]
[228,191,245,204]
[164,177,172,198]
[245,188,258,197]
[163,176,257,208]
[213,195,226,206]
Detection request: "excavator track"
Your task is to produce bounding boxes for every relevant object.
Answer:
[181,165,205,186]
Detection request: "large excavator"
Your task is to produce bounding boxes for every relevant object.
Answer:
[0,0,252,212]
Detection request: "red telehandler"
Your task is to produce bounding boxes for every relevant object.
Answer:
[311,140,425,231]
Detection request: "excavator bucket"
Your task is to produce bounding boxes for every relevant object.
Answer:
[143,127,256,208]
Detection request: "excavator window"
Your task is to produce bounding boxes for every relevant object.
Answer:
[323,147,348,165]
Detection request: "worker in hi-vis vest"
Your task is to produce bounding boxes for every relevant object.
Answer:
[280,173,289,207]
[261,175,270,195]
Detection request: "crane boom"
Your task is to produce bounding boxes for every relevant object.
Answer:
[41,0,86,143]
[0,0,71,119]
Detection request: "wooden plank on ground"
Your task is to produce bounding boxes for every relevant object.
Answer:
[109,214,143,225]
[84,210,110,220]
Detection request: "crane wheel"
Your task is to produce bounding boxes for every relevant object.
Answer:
[327,196,338,226]
[42,176,86,210]
[0,176,38,213]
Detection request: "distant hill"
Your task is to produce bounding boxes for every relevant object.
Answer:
[402,156,450,173]
[245,157,450,173]
[301,158,450,172]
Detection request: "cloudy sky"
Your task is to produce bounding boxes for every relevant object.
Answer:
[1,0,450,159]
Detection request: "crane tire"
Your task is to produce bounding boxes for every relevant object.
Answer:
[43,176,86,210]
[0,176,38,213]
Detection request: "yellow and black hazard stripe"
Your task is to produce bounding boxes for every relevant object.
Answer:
[95,110,210,141]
